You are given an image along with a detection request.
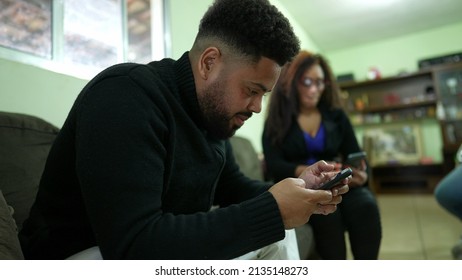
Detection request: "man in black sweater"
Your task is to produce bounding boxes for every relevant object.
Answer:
[19,0,348,259]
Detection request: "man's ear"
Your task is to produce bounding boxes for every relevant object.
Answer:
[198,47,220,79]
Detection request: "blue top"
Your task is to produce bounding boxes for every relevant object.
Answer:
[303,124,326,165]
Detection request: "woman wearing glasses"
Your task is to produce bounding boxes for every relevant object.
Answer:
[262,51,382,259]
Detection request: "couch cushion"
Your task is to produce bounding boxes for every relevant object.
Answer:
[0,190,24,259]
[0,111,59,231]
[229,136,264,181]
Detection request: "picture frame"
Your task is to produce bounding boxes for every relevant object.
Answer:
[363,124,423,166]
[0,0,52,58]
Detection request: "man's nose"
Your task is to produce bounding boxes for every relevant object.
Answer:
[248,95,262,113]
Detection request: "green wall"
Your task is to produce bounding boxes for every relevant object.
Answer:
[1,1,461,162]
[326,22,462,80]
[325,21,462,163]
[0,58,87,127]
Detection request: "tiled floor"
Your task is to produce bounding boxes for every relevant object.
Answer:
[348,193,462,260]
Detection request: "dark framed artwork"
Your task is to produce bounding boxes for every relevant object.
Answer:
[0,0,52,58]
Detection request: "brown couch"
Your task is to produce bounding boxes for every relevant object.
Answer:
[0,111,59,259]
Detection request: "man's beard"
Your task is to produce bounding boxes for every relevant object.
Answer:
[198,79,248,139]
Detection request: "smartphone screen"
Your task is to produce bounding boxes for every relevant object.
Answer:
[318,168,352,190]
[344,152,367,169]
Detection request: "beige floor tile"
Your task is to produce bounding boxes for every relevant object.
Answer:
[375,194,462,260]
[376,194,424,259]
[379,252,426,260]
[414,194,462,259]
[344,193,461,260]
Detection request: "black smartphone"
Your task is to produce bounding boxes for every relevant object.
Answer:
[318,167,352,190]
[344,151,367,169]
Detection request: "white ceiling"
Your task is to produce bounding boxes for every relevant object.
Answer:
[280,0,462,52]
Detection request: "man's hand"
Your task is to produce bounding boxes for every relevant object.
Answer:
[268,161,350,229]
[268,178,336,229]
[299,160,350,194]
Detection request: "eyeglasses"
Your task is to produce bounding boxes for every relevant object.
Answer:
[300,77,326,90]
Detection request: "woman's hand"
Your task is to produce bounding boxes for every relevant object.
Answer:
[347,159,368,187]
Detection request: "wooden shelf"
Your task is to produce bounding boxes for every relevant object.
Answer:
[341,63,462,194]
[371,164,444,194]
[340,70,433,88]
[351,100,436,114]
[340,70,435,117]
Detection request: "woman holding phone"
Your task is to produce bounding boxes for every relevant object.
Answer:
[262,51,382,259]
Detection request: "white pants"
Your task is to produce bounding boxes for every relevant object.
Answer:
[66,229,300,260]
[233,229,300,260]
[66,246,103,260]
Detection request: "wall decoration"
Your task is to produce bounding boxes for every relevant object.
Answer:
[364,124,423,166]
[0,0,52,58]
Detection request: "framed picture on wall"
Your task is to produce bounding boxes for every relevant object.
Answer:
[363,124,423,166]
[0,0,52,58]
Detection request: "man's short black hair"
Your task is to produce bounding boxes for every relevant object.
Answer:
[196,0,300,66]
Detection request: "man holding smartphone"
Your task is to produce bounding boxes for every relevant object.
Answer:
[19,0,348,260]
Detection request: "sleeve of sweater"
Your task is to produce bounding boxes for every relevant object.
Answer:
[336,110,362,157]
[74,72,284,259]
[336,110,371,185]
[214,140,273,206]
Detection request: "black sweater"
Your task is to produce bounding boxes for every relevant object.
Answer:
[19,52,283,259]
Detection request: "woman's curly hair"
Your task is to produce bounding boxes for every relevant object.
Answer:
[264,51,342,146]
[194,0,300,66]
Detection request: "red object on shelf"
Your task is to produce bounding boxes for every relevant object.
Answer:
[384,93,400,105]
[420,156,434,165]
